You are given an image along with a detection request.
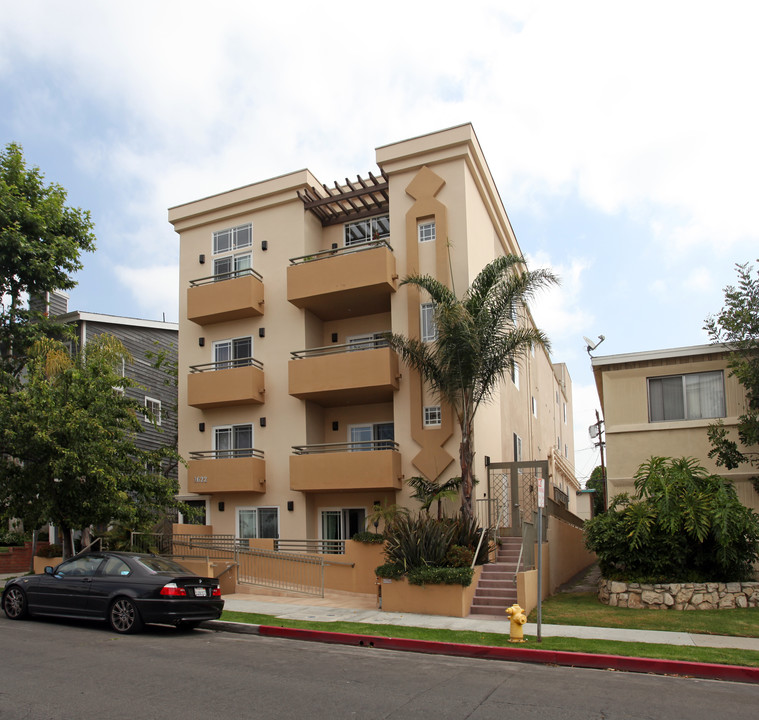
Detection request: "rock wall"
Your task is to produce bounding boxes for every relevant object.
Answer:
[598,577,759,610]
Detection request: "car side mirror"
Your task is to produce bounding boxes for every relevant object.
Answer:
[44,566,54,575]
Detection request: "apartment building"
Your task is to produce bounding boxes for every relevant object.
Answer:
[592,343,759,513]
[169,124,577,544]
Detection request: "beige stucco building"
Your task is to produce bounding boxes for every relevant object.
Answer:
[168,124,578,544]
[592,344,759,513]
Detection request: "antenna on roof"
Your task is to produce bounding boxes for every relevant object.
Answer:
[583,334,606,357]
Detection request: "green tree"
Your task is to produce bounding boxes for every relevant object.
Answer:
[704,261,759,490]
[0,142,96,379]
[585,465,607,516]
[386,255,557,520]
[0,336,182,558]
[584,457,759,582]
[407,475,462,520]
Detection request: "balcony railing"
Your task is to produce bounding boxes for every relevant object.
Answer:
[292,440,399,454]
[288,238,393,265]
[189,448,265,460]
[553,486,569,508]
[190,356,264,373]
[189,267,263,286]
[290,337,388,360]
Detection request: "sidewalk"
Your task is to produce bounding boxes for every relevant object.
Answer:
[221,591,759,652]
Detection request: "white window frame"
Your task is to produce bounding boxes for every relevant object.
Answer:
[344,214,390,247]
[213,423,254,458]
[346,332,386,351]
[423,405,442,427]
[647,370,726,423]
[144,397,162,426]
[418,220,436,243]
[348,422,394,451]
[513,433,523,462]
[213,336,253,368]
[213,223,252,255]
[531,396,537,418]
[236,506,279,540]
[179,498,209,525]
[511,362,520,389]
[420,302,437,342]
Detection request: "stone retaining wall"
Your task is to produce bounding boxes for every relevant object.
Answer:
[598,577,759,610]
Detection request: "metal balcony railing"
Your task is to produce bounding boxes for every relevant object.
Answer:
[189,448,265,460]
[189,267,263,287]
[291,440,399,455]
[553,486,570,508]
[290,338,389,359]
[189,356,264,373]
[289,238,393,265]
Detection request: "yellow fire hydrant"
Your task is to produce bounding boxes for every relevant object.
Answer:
[505,603,527,643]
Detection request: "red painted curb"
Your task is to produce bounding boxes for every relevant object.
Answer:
[257,625,759,684]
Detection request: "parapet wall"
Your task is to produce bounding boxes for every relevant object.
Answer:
[599,577,759,610]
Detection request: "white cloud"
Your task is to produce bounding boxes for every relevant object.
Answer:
[113,265,179,321]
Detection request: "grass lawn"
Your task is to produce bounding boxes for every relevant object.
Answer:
[219,609,759,668]
[528,591,759,638]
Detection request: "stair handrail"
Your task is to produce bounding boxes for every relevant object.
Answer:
[472,500,504,569]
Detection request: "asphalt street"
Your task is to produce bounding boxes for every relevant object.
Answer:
[2,616,758,720]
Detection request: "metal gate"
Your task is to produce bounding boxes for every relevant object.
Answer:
[486,460,548,537]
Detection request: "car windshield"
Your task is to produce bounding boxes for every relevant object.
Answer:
[134,556,195,575]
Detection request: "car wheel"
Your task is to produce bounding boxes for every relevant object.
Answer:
[3,587,29,620]
[108,597,144,634]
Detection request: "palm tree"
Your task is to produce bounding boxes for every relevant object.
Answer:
[407,475,462,520]
[386,254,558,520]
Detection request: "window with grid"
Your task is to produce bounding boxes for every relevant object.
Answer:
[423,406,442,427]
[344,214,390,246]
[238,507,279,539]
[418,220,436,243]
[647,371,725,422]
[214,424,254,458]
[420,302,437,342]
[144,397,161,425]
[213,223,252,279]
[214,337,253,368]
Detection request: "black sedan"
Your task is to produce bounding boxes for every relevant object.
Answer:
[2,551,224,633]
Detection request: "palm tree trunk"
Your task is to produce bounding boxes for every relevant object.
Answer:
[460,421,475,521]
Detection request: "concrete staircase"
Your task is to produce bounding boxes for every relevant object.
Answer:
[469,537,521,616]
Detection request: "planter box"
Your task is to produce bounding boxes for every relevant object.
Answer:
[380,567,482,617]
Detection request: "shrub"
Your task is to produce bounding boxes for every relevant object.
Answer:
[0,530,28,546]
[352,531,385,544]
[443,514,490,565]
[407,566,474,586]
[375,562,405,579]
[383,513,455,570]
[37,543,62,558]
[444,544,474,568]
[585,457,759,582]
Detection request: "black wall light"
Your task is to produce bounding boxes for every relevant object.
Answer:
[198,337,205,347]
[260,417,267,427]
[332,421,339,431]
[199,254,205,264]
[259,327,265,338]
[287,501,294,512]
[261,240,268,251]
[331,333,338,343]
[198,422,205,432]
[218,502,225,512]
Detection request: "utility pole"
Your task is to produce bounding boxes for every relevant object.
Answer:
[594,410,607,509]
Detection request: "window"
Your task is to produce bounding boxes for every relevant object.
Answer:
[647,371,725,422]
[344,214,389,246]
[214,336,253,368]
[424,406,442,427]
[511,362,520,389]
[213,223,252,279]
[55,555,104,578]
[349,422,394,451]
[418,220,436,243]
[214,423,253,458]
[420,302,437,342]
[513,433,522,462]
[213,223,252,254]
[101,556,132,577]
[183,499,207,525]
[238,507,279,539]
[144,397,161,426]
[564,443,569,458]
[531,396,537,418]
[347,332,386,351]
[563,402,567,424]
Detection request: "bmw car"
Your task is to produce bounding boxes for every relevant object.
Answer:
[2,551,224,633]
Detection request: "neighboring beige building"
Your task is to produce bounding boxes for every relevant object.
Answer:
[168,124,578,545]
[592,344,759,513]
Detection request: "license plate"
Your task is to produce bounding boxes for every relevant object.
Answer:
[194,587,207,597]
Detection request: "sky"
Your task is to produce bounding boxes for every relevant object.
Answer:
[2,0,758,483]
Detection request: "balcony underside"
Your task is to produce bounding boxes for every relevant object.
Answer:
[188,366,265,408]
[187,457,266,494]
[287,246,396,320]
[288,348,399,407]
[289,450,402,493]
[187,275,264,325]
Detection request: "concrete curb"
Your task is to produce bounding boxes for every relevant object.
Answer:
[204,621,759,685]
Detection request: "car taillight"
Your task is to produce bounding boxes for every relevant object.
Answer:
[212,587,221,597]
[160,583,187,596]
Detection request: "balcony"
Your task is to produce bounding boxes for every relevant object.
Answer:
[289,441,402,493]
[287,241,397,320]
[187,449,266,494]
[188,358,265,409]
[289,340,399,407]
[187,268,264,325]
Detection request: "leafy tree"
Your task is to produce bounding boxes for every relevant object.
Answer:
[407,475,462,519]
[704,261,759,491]
[584,457,759,582]
[0,336,182,558]
[386,255,557,520]
[0,143,96,379]
[585,465,606,516]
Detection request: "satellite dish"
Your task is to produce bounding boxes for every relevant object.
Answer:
[584,334,606,356]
